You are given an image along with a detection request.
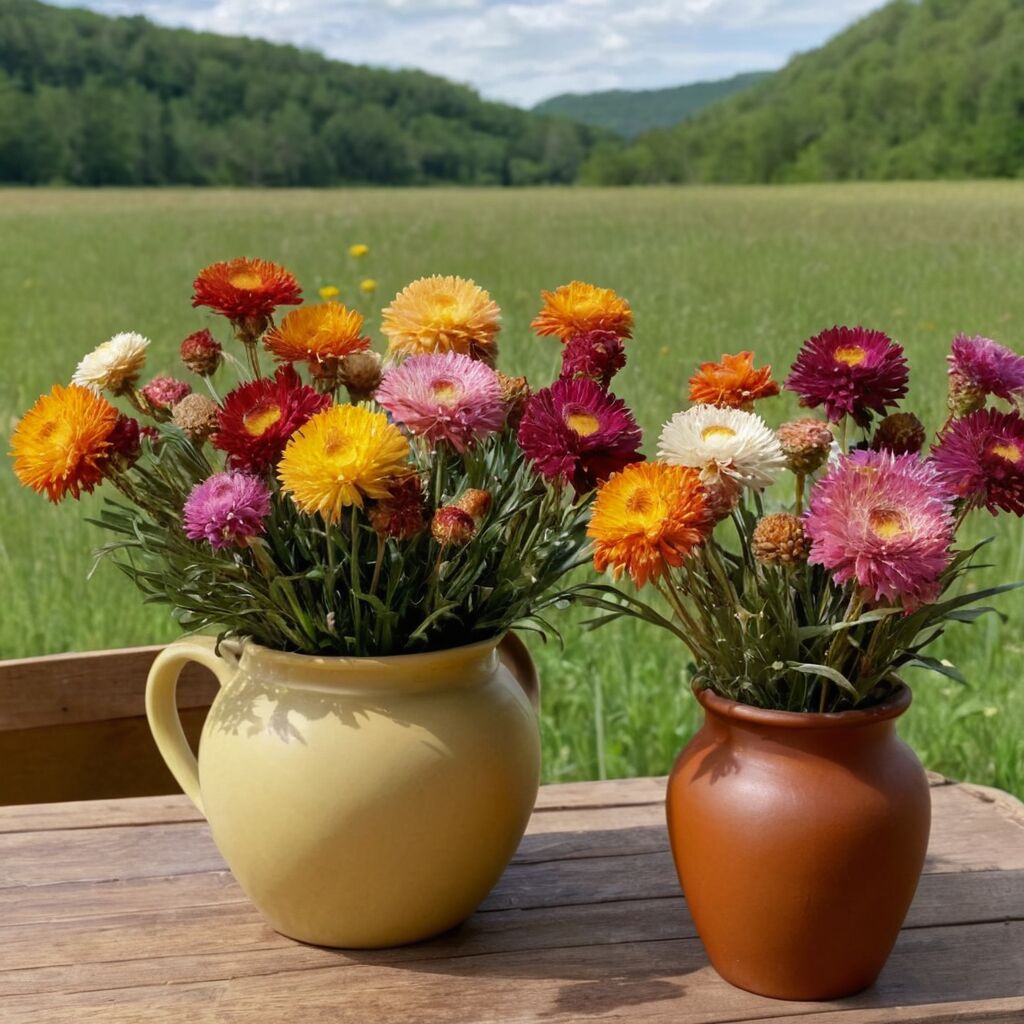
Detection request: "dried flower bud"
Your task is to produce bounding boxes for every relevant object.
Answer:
[107,414,142,469]
[368,474,425,540]
[560,330,626,388]
[309,356,342,392]
[752,512,810,567]
[777,418,833,476]
[498,372,532,428]
[431,505,476,546]
[141,376,192,417]
[180,329,223,377]
[171,393,220,445]
[871,412,926,456]
[947,368,985,418]
[340,351,384,403]
[455,488,492,521]
[703,477,739,524]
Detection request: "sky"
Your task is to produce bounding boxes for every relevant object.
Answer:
[53,0,888,107]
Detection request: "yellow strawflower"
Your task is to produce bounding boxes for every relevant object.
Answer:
[278,404,410,521]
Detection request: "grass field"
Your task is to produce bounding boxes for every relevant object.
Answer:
[2,183,1022,795]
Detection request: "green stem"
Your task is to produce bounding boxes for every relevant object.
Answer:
[350,505,362,643]
[794,472,805,516]
[369,534,386,598]
[838,417,849,455]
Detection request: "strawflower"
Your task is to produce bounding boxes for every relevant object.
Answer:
[589,462,712,587]
[777,418,834,476]
[214,365,329,474]
[278,404,411,520]
[931,408,1024,517]
[532,281,632,342]
[192,258,301,325]
[264,302,370,367]
[658,404,785,492]
[172,393,220,445]
[517,377,642,495]
[688,351,779,410]
[560,330,626,388]
[183,472,271,550]
[141,376,191,413]
[431,506,476,546]
[10,384,119,501]
[376,352,506,453]
[947,334,1024,415]
[180,330,223,377]
[368,474,426,540]
[805,449,954,609]
[71,332,150,395]
[785,326,909,427]
[382,275,500,364]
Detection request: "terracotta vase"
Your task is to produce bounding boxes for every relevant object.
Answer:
[666,683,930,1001]
[145,633,540,948]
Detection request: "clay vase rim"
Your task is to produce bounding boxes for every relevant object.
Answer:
[692,680,912,729]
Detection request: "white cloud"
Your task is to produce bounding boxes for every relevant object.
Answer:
[50,0,886,105]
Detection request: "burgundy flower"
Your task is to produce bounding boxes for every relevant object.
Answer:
[180,329,223,377]
[785,326,909,427]
[560,330,627,388]
[930,408,1024,517]
[517,377,642,494]
[213,365,330,474]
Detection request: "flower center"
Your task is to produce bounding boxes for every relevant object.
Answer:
[229,271,264,290]
[322,430,350,458]
[566,411,601,437]
[834,345,866,367]
[700,425,736,447]
[243,403,282,437]
[625,487,653,515]
[431,378,460,403]
[990,442,1022,464]
[869,507,908,540]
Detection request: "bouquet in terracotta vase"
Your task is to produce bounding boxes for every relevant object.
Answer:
[577,329,1024,999]
[9,260,642,947]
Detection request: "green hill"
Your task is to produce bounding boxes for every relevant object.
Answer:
[533,72,769,138]
[582,0,1024,184]
[0,0,602,186]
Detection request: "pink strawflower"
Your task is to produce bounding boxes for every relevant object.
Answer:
[375,352,506,453]
[517,377,643,494]
[785,326,909,427]
[930,408,1024,517]
[560,330,627,388]
[805,449,954,610]
[183,471,272,550]
[947,334,1024,413]
[142,376,192,411]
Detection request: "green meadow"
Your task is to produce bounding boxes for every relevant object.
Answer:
[1,184,1022,795]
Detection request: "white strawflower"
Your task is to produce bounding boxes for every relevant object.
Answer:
[72,332,150,394]
[658,404,786,491]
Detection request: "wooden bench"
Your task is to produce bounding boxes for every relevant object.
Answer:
[0,647,1021,1021]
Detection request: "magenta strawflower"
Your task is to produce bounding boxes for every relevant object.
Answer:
[375,352,506,453]
[930,408,1024,517]
[785,326,909,427]
[560,330,627,388]
[805,449,954,610]
[517,377,642,494]
[183,471,272,550]
[947,334,1024,414]
[142,376,192,412]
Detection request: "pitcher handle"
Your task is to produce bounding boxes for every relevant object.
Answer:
[498,633,540,710]
[145,637,236,815]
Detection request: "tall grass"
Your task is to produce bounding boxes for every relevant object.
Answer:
[1,184,1021,794]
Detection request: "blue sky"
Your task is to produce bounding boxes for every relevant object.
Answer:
[53,0,887,106]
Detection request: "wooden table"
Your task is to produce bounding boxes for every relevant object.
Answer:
[1,774,1021,1023]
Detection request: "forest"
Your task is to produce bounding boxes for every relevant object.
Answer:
[581,0,1024,184]
[0,0,601,186]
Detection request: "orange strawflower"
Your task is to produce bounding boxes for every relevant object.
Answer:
[688,351,780,410]
[264,302,371,367]
[10,384,119,502]
[192,258,301,323]
[588,462,711,587]
[531,281,633,342]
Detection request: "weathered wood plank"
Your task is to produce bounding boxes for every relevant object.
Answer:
[0,646,217,731]
[0,921,1019,1024]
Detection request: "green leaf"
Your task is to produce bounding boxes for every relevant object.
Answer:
[784,661,859,698]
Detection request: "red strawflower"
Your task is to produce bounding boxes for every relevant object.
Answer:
[192,258,302,325]
[108,414,142,468]
[785,326,909,427]
[560,330,627,388]
[517,377,643,495]
[180,329,223,376]
[213,365,329,474]
[930,408,1024,517]
[141,376,192,412]
[368,474,426,541]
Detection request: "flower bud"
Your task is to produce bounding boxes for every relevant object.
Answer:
[339,351,384,403]
[455,488,492,521]
[871,412,926,456]
[172,393,220,445]
[777,418,833,476]
[752,512,810,566]
[180,329,223,377]
[431,505,476,546]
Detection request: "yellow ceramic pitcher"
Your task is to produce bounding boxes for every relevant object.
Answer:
[146,634,540,947]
